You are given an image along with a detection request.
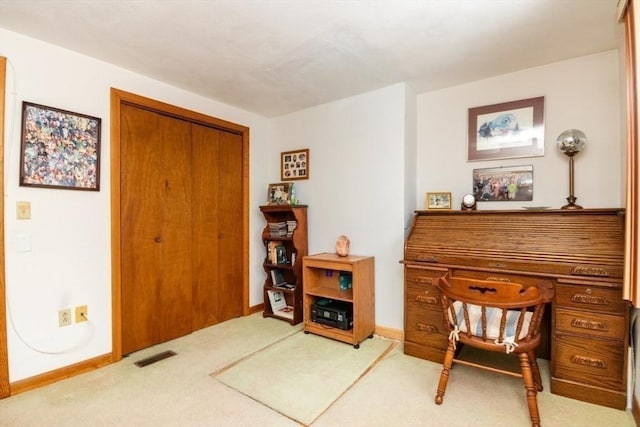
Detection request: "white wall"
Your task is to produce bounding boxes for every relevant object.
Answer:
[417,50,622,210]
[1,28,270,381]
[270,84,409,330]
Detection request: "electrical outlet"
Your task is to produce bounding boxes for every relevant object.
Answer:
[75,305,88,323]
[58,308,72,327]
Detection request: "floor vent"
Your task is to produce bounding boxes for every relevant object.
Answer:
[134,350,177,367]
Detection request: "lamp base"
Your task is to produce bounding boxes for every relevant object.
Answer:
[561,196,583,210]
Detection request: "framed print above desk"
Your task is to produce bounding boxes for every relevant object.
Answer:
[468,96,544,162]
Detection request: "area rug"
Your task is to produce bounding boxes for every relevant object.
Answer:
[212,331,395,425]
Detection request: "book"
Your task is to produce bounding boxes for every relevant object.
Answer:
[275,244,287,264]
[270,269,286,286]
[275,282,295,290]
[267,289,293,319]
[275,305,294,319]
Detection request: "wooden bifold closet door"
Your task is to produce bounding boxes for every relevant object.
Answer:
[120,104,242,355]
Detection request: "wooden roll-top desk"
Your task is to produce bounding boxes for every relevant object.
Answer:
[402,209,629,409]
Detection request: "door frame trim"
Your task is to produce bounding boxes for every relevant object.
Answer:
[0,57,9,397]
[110,88,250,361]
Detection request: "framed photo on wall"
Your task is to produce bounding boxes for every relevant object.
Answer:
[281,148,309,180]
[468,96,544,162]
[472,165,533,202]
[426,192,452,210]
[20,101,101,191]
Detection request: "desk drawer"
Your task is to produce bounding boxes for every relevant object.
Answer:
[555,283,625,314]
[554,334,624,390]
[405,267,442,286]
[405,300,448,347]
[451,269,542,287]
[406,280,441,311]
[555,308,625,340]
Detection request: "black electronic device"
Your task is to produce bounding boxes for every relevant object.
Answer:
[311,300,353,330]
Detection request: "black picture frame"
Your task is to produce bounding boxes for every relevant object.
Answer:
[20,102,101,191]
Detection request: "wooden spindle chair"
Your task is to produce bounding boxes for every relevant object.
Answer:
[434,276,554,427]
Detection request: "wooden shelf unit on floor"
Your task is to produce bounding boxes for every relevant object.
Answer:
[303,253,375,348]
[260,205,308,325]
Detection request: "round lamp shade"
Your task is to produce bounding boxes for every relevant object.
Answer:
[556,129,587,156]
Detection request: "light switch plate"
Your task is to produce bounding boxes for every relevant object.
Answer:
[16,233,31,252]
[16,201,31,220]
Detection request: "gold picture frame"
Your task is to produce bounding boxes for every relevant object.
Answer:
[281,148,309,180]
[426,192,452,210]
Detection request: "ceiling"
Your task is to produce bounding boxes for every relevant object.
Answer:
[0,0,623,117]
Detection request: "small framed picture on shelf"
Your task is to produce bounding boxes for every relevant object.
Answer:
[281,148,309,180]
[426,192,452,210]
[267,182,294,205]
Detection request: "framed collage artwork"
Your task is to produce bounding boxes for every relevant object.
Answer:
[281,149,309,180]
[20,101,101,191]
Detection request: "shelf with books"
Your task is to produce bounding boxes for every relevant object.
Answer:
[259,205,308,325]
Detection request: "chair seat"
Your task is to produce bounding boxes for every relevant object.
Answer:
[449,301,532,342]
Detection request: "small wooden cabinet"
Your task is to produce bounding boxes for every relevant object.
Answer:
[303,253,375,348]
[260,205,308,325]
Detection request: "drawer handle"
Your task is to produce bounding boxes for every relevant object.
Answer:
[570,318,608,331]
[416,323,439,333]
[415,276,431,284]
[571,265,610,277]
[485,276,511,282]
[570,355,607,369]
[416,295,439,305]
[570,294,609,306]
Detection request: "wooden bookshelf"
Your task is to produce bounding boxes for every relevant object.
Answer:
[303,253,375,348]
[259,205,308,325]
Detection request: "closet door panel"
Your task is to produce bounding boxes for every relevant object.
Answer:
[191,124,243,326]
[120,105,193,354]
[191,124,221,328]
[216,130,244,320]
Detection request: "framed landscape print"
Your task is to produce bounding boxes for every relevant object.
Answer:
[468,96,544,161]
[20,102,101,191]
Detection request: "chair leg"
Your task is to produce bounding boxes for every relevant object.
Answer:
[519,353,541,427]
[528,350,543,392]
[435,340,456,405]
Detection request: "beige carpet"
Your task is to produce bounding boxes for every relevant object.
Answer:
[212,330,395,425]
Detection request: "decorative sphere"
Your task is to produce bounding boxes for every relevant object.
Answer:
[556,129,587,156]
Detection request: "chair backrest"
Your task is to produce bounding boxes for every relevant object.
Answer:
[435,276,554,349]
